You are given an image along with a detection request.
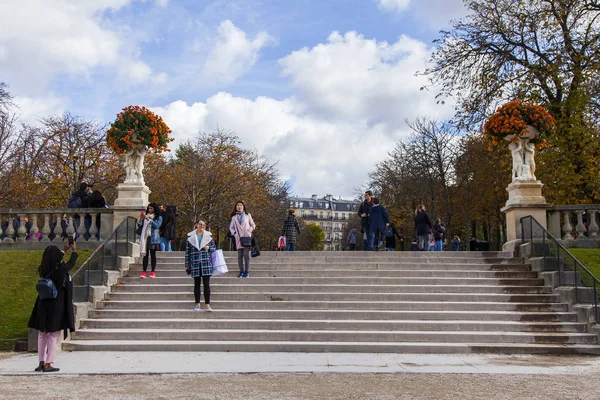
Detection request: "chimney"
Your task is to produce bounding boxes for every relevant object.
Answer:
[325,194,333,201]
[311,194,317,200]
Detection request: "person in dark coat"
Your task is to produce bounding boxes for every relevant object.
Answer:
[185,220,216,312]
[28,242,78,372]
[368,197,390,251]
[414,204,433,251]
[433,218,446,251]
[159,204,176,252]
[347,227,359,251]
[281,209,301,251]
[385,222,402,251]
[358,190,373,250]
[88,190,107,239]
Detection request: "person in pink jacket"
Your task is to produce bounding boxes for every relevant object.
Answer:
[229,201,256,278]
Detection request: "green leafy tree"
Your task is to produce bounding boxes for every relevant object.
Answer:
[298,223,325,251]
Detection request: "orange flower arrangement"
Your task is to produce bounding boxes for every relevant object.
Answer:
[484,100,556,147]
[106,105,173,154]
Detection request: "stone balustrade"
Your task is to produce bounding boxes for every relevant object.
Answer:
[547,205,600,244]
[0,208,114,249]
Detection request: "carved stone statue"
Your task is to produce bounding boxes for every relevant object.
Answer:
[508,140,523,181]
[124,144,148,185]
[506,126,538,182]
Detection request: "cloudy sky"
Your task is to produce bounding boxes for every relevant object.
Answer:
[0,0,467,199]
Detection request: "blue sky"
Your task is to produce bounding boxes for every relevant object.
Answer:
[0,0,467,198]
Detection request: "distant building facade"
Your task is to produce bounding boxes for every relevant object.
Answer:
[288,194,360,251]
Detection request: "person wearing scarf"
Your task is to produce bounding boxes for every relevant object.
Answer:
[28,242,78,372]
[137,202,163,278]
[185,220,216,311]
[229,201,255,278]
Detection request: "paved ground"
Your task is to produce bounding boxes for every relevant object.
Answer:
[1,352,600,399]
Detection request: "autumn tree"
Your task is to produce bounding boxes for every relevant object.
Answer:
[424,0,600,203]
[297,223,325,251]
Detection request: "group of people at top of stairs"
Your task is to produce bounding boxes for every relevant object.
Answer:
[357,190,402,251]
[359,190,457,252]
[137,203,176,278]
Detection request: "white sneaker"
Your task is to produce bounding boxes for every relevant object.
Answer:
[205,305,213,312]
[194,305,201,311]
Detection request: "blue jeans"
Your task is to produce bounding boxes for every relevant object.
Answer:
[285,242,296,251]
[365,230,374,251]
[418,234,429,251]
[435,240,443,251]
[160,237,172,251]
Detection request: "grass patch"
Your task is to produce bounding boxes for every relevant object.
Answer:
[0,249,92,351]
[568,248,600,281]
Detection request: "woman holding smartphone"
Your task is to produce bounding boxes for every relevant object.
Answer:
[229,201,255,278]
[137,202,163,278]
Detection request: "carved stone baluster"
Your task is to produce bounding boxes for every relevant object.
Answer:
[5,215,15,243]
[77,214,87,241]
[588,210,599,238]
[30,215,39,242]
[562,211,573,241]
[55,213,64,242]
[88,213,98,242]
[66,214,76,239]
[16,214,27,242]
[575,211,586,239]
[41,214,51,242]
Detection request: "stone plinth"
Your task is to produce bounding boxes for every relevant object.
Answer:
[501,180,551,252]
[112,183,150,227]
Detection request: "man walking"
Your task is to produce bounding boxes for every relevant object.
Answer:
[358,190,373,251]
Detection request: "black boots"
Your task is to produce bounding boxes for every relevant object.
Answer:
[34,361,44,372]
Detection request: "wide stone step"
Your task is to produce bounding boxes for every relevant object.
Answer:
[96,300,569,311]
[80,318,586,333]
[110,283,552,295]
[119,271,544,288]
[70,328,598,344]
[154,251,516,259]
[124,269,538,278]
[89,309,578,322]
[61,340,600,354]
[105,291,557,302]
[150,257,522,265]
[133,261,526,269]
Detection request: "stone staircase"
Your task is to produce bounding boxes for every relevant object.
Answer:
[64,251,600,354]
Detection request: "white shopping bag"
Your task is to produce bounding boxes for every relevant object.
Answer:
[211,249,228,276]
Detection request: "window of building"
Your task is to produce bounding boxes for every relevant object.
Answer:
[320,222,324,228]
[301,211,305,217]
[335,212,338,219]
[325,203,330,209]
[289,201,294,207]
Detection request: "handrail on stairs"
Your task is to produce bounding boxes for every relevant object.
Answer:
[520,215,599,323]
[71,217,138,302]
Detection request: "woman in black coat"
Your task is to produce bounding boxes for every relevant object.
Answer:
[28,242,78,372]
[414,204,433,251]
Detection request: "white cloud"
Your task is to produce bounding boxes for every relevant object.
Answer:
[0,0,166,93]
[278,31,447,129]
[378,0,412,13]
[201,20,274,85]
[14,94,66,125]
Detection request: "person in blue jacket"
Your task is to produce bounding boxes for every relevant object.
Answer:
[368,197,390,251]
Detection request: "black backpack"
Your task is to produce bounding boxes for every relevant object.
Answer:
[67,195,81,208]
[36,265,61,300]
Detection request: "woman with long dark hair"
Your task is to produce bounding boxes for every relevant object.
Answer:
[281,209,301,251]
[185,219,216,311]
[229,201,255,278]
[28,242,78,372]
[137,202,163,278]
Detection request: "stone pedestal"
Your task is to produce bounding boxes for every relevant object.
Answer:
[112,183,151,227]
[501,180,551,252]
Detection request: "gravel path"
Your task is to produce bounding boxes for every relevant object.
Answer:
[1,372,600,400]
